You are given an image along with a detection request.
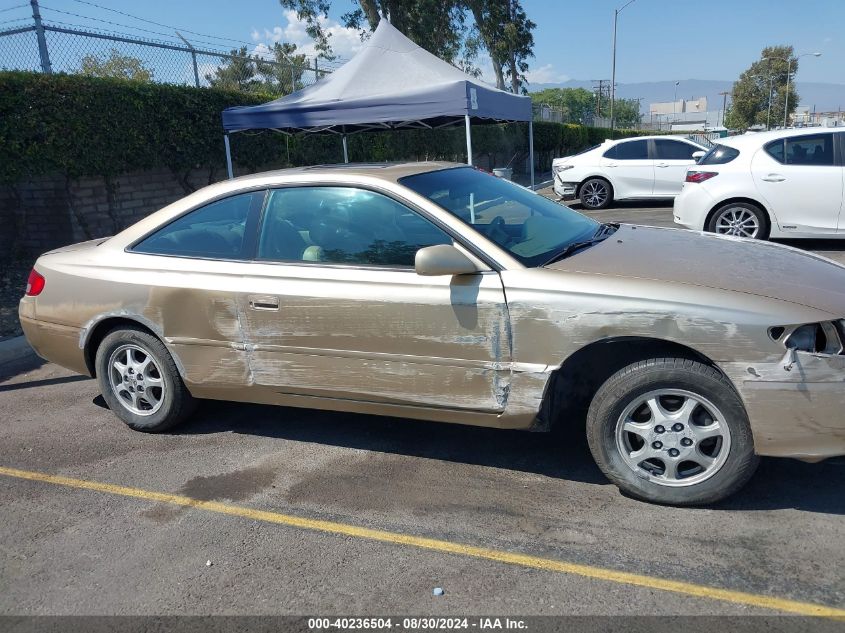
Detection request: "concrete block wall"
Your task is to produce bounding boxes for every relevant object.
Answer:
[0,166,226,260]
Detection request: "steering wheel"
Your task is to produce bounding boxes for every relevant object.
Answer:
[486,216,513,247]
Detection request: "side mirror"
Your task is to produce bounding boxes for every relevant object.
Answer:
[692,150,706,162]
[415,244,480,276]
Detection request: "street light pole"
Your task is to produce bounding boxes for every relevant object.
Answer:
[784,52,821,127]
[673,81,680,125]
[610,0,636,138]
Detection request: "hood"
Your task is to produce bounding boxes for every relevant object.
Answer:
[546,225,845,317]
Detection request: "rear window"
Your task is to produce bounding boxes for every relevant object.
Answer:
[603,139,649,160]
[698,144,740,165]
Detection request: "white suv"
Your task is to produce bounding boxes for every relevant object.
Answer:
[552,136,707,209]
[674,128,845,240]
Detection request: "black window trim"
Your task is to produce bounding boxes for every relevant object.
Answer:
[127,174,505,272]
[764,132,838,167]
[649,137,702,161]
[603,138,650,160]
[127,187,267,262]
[254,180,504,272]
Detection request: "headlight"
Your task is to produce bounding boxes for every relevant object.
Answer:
[552,164,574,176]
[771,321,844,355]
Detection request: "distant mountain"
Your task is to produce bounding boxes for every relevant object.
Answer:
[528,79,845,113]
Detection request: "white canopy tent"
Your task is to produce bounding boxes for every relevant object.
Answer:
[221,20,535,186]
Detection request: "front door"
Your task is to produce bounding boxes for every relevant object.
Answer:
[651,138,701,197]
[599,138,654,199]
[752,132,843,236]
[240,185,511,412]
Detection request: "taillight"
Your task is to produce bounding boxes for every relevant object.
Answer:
[25,269,45,296]
[686,171,718,183]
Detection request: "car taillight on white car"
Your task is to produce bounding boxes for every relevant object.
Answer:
[552,164,574,176]
[685,171,718,183]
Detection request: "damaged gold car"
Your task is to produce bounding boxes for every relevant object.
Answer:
[19,163,845,505]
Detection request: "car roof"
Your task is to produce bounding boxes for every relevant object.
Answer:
[229,161,462,185]
[718,127,839,149]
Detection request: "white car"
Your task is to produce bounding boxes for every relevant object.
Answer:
[674,127,845,240]
[552,136,708,209]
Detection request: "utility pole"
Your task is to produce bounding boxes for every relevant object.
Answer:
[718,91,730,127]
[31,0,52,74]
[592,79,610,124]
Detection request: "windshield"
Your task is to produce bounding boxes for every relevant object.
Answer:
[400,167,600,267]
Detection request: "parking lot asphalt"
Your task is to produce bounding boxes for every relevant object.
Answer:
[1,201,844,618]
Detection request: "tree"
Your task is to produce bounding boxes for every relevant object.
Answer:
[279,0,535,93]
[206,44,308,96]
[725,45,798,131]
[605,98,641,128]
[531,87,594,123]
[80,49,153,82]
[530,88,641,127]
[205,46,262,93]
[255,42,309,94]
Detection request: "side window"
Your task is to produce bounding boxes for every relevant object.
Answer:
[765,140,785,163]
[653,139,698,160]
[613,139,649,160]
[257,187,452,267]
[133,191,261,259]
[784,134,834,166]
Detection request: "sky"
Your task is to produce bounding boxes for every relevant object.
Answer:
[3,0,843,86]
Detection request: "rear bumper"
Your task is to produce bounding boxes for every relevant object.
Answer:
[19,303,88,376]
[723,356,845,462]
[673,183,715,230]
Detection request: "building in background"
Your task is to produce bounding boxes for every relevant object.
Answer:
[645,96,725,132]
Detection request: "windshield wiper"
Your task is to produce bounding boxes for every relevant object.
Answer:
[543,223,618,266]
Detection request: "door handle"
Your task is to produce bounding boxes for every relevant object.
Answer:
[762,174,786,182]
[655,162,670,168]
[248,295,280,311]
[606,163,618,167]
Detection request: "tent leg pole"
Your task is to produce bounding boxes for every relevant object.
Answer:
[224,134,234,180]
[528,120,535,190]
[464,114,473,166]
[342,134,349,164]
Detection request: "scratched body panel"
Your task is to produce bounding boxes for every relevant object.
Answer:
[238,263,510,410]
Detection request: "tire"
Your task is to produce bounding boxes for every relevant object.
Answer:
[95,326,197,432]
[707,201,769,240]
[578,178,613,210]
[586,358,758,506]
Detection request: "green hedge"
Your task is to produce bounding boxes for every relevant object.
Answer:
[0,71,655,183]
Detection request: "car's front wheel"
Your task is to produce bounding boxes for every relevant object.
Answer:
[95,326,197,432]
[586,358,758,505]
[578,178,613,210]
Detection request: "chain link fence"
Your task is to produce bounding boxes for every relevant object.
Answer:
[0,20,332,98]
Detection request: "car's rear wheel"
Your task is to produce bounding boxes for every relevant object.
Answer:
[95,326,197,432]
[707,202,769,240]
[586,358,758,505]
[578,178,613,210]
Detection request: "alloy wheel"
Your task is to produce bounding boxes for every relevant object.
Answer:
[713,207,760,238]
[108,344,165,416]
[581,181,608,208]
[615,389,731,487]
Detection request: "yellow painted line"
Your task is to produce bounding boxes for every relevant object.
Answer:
[1,465,843,619]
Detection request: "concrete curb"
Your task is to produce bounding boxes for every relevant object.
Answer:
[0,335,35,366]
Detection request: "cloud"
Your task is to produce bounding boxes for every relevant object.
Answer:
[524,63,570,85]
[250,10,365,61]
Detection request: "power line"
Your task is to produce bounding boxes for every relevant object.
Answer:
[67,0,261,48]
[0,3,28,14]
